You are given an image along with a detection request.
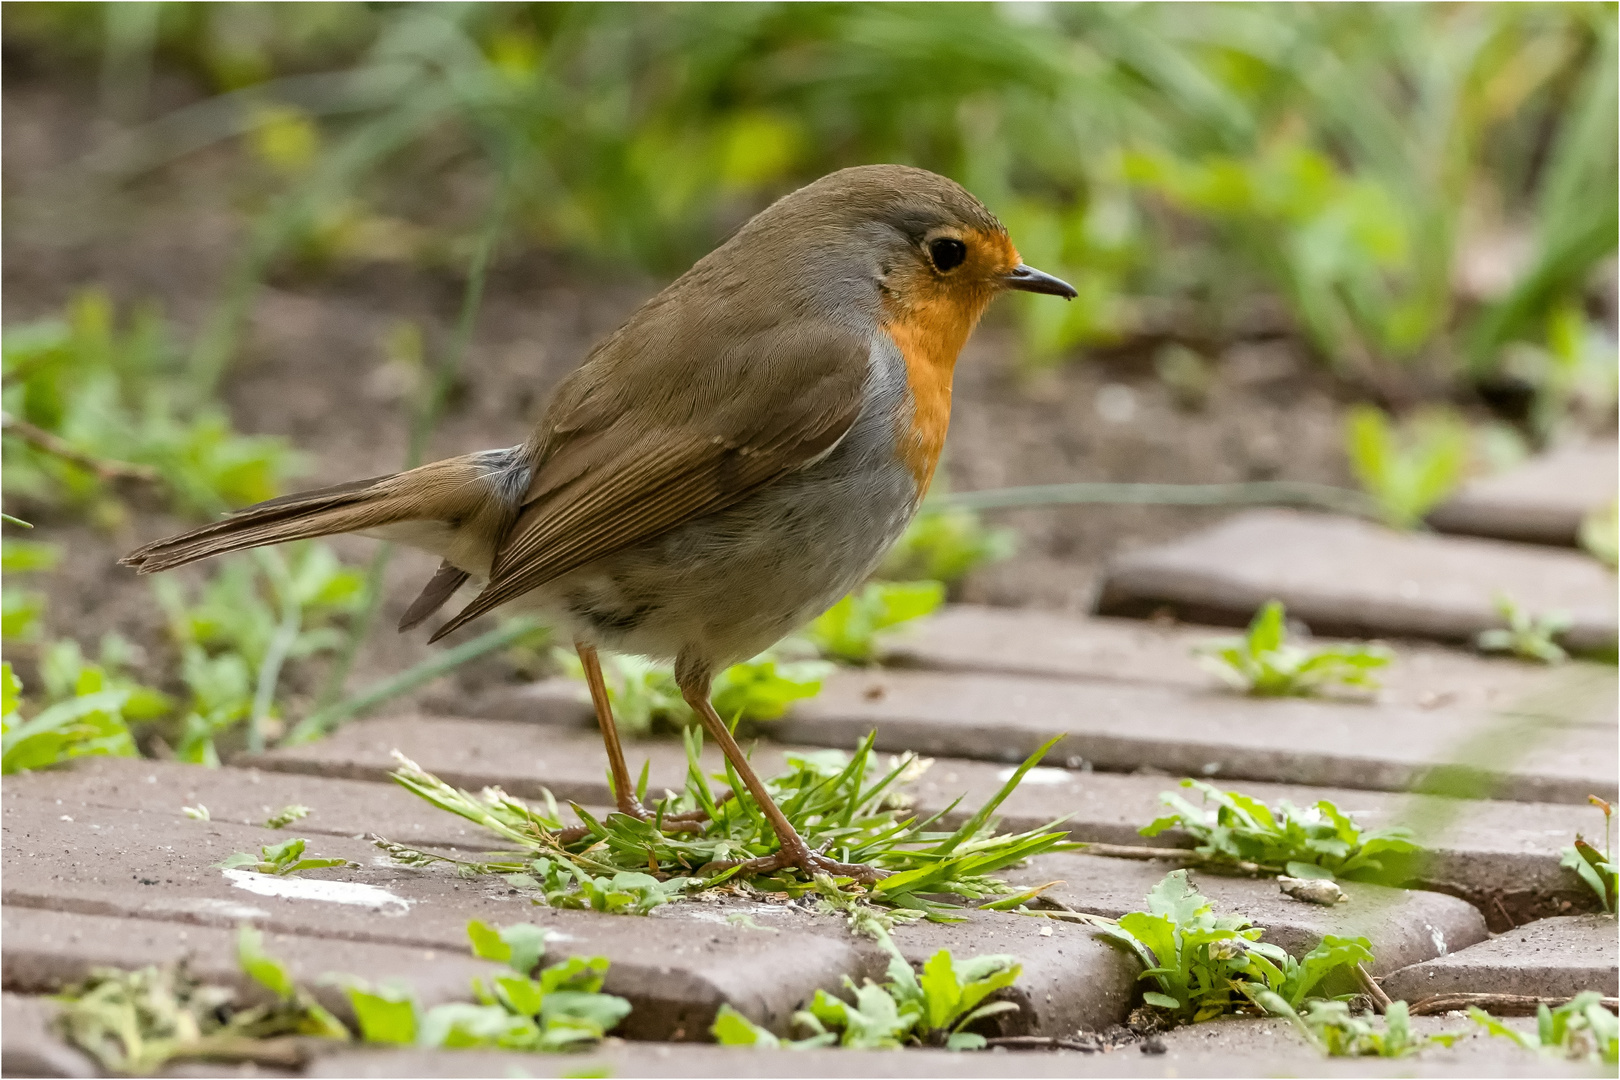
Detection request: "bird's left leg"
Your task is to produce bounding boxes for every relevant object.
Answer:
[675,653,884,884]
[556,643,704,843]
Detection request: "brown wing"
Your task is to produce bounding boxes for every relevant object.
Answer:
[427,316,869,641]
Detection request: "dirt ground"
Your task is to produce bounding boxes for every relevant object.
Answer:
[3,66,1364,707]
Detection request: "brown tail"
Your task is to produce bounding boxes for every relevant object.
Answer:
[122,448,528,627]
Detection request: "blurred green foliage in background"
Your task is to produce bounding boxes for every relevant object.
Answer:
[2,3,1615,770]
[8,1,1616,419]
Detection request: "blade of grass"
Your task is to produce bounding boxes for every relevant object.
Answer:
[283,616,543,744]
[931,736,1063,856]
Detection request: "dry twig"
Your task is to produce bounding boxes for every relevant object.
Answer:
[1,412,159,483]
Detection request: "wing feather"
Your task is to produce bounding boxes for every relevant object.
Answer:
[428,319,869,640]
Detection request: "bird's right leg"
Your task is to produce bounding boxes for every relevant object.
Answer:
[555,643,705,843]
[576,642,646,819]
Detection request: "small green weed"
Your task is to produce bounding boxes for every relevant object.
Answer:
[518,858,695,915]
[346,922,631,1051]
[1261,997,1459,1057]
[1142,779,1420,882]
[1561,796,1616,914]
[2,537,58,643]
[385,732,1075,912]
[1195,601,1391,697]
[1476,593,1571,664]
[1343,405,1469,530]
[1,658,143,775]
[879,507,1016,586]
[54,921,628,1071]
[155,540,366,761]
[1096,870,1373,1023]
[555,648,831,737]
[2,540,363,773]
[2,292,298,524]
[1580,500,1618,568]
[806,580,945,664]
[54,927,348,1075]
[713,942,1020,1050]
[1470,993,1618,1064]
[219,837,353,876]
[264,805,311,829]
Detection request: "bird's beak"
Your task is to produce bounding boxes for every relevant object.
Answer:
[1004,263,1077,299]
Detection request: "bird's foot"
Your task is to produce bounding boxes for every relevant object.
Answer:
[705,838,888,885]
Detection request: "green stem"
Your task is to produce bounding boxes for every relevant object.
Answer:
[309,174,511,717]
[284,616,542,746]
[247,550,302,754]
[933,481,1375,516]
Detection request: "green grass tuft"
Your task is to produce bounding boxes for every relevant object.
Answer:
[384,731,1076,914]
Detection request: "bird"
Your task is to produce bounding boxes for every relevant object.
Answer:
[122,164,1076,882]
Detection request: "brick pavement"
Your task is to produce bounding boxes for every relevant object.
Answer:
[5,453,1616,1076]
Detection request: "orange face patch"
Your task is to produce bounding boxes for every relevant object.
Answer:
[882,229,1019,494]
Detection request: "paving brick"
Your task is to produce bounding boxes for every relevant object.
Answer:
[1428,440,1618,546]
[1150,1014,1605,1078]
[7,756,513,853]
[0,907,503,1025]
[901,766,1599,929]
[0,796,866,1040]
[777,669,1618,804]
[1093,508,1619,652]
[1010,853,1489,978]
[1383,915,1620,1004]
[303,1017,1605,1078]
[0,994,95,1079]
[879,604,1610,721]
[650,898,1137,1037]
[0,795,1140,1039]
[419,678,594,727]
[241,714,1601,925]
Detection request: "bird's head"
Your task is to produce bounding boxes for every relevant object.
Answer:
[736,164,1076,328]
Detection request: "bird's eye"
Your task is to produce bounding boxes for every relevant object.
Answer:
[928,237,967,273]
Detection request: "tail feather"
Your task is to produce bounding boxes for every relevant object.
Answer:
[121,475,398,573]
[120,453,523,598]
[398,561,471,631]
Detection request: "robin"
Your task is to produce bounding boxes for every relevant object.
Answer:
[123,164,1076,882]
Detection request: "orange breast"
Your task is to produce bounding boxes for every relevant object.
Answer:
[883,304,974,496]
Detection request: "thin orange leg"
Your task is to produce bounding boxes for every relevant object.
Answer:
[575,642,645,817]
[675,655,883,884]
[555,643,705,843]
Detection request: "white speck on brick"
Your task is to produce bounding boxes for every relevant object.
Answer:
[996,766,1071,785]
[223,869,411,915]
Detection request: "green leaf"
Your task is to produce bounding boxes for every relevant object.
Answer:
[501,923,550,976]
[712,1004,781,1046]
[466,920,510,964]
[1142,991,1182,1009]
[1285,935,1374,1008]
[347,985,418,1044]
[2,663,21,720]
[493,974,545,1017]
[236,925,294,999]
